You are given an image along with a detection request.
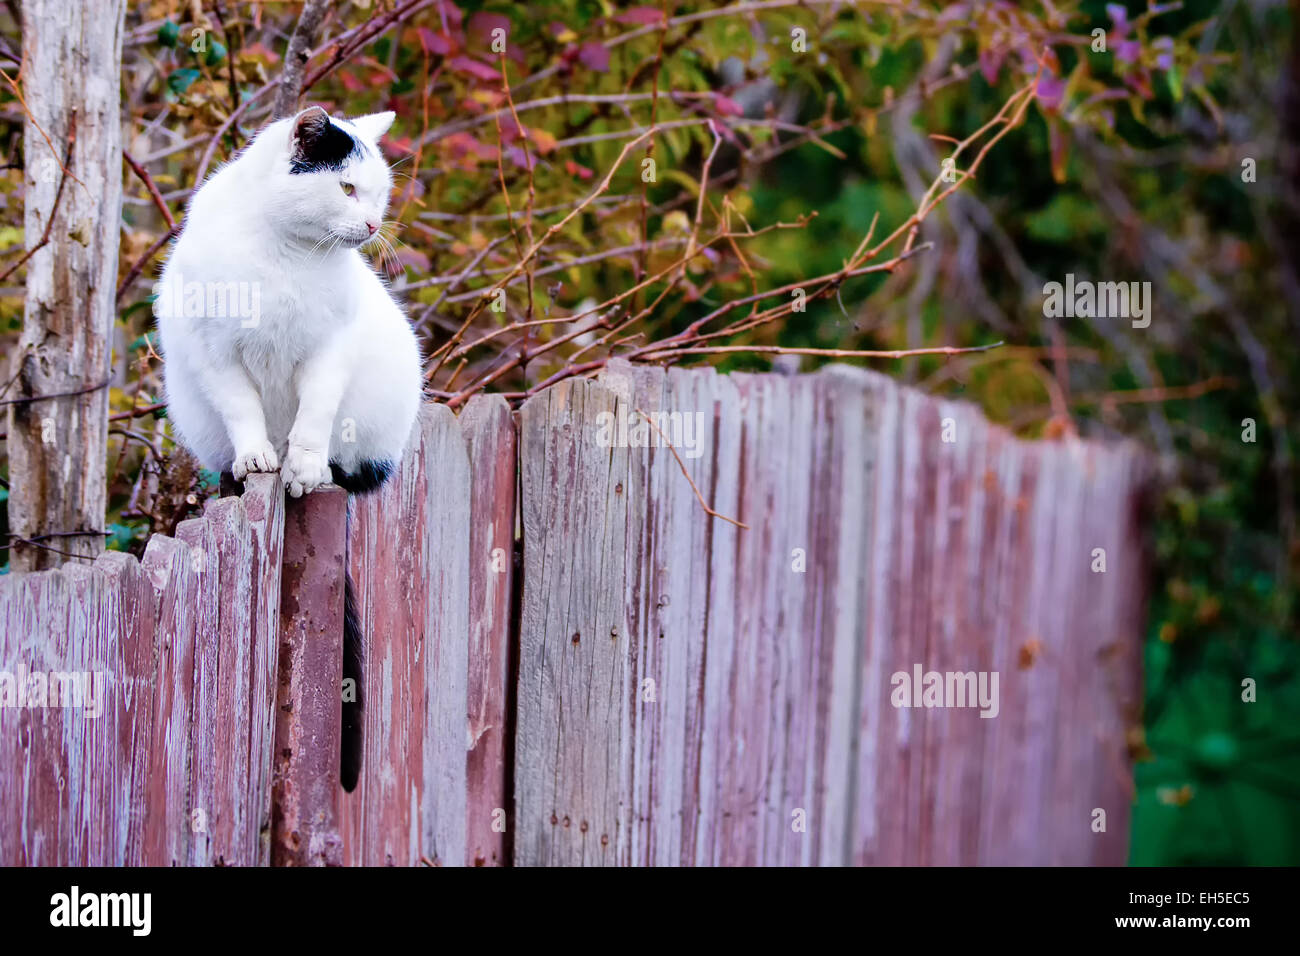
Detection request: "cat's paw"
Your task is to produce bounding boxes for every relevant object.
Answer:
[281,445,331,498]
[232,441,279,481]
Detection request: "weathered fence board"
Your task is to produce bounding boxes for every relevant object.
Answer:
[138,534,199,866]
[273,486,347,866]
[1,365,1148,866]
[460,394,516,867]
[340,403,477,866]
[512,361,1149,866]
[1,475,284,866]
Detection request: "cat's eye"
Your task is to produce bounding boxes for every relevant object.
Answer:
[341,182,356,197]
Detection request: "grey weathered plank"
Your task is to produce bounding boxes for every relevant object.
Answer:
[92,551,156,866]
[203,495,256,865]
[2,570,72,863]
[515,377,632,866]
[241,474,286,866]
[419,404,471,867]
[341,403,470,867]
[140,534,200,866]
[174,515,219,866]
[459,394,516,866]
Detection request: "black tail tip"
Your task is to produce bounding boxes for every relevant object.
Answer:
[341,568,363,792]
[330,459,395,496]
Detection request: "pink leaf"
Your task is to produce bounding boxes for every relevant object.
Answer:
[1035,72,1066,110]
[449,55,501,83]
[713,94,744,117]
[978,48,1004,85]
[467,12,512,45]
[578,41,610,72]
[418,28,456,55]
[505,146,536,170]
[614,7,666,25]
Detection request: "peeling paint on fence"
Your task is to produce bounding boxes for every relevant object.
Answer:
[0,366,1148,866]
[512,361,1149,866]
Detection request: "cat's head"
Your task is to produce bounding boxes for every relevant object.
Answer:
[266,106,396,249]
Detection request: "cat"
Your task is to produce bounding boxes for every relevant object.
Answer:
[155,106,423,791]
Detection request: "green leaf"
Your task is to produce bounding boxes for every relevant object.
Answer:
[1166,66,1182,102]
[106,522,141,551]
[204,41,228,67]
[158,20,180,48]
[167,68,201,96]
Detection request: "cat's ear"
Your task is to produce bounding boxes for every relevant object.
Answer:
[350,111,396,144]
[289,105,333,163]
[289,105,359,172]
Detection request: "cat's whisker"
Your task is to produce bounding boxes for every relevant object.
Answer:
[305,231,337,261]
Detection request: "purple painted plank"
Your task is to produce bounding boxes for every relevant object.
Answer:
[272,486,347,867]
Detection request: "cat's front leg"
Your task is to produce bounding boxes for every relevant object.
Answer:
[282,344,349,497]
[191,357,278,479]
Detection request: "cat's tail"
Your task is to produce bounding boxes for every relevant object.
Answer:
[341,557,363,793]
[331,459,393,794]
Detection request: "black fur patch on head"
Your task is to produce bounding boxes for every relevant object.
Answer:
[329,459,395,495]
[290,107,366,175]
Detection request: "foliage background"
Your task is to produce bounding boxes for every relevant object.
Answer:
[1,0,1296,863]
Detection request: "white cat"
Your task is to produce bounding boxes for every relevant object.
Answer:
[155,106,422,498]
[156,106,423,791]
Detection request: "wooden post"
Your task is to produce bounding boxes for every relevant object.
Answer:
[272,485,347,867]
[7,0,126,571]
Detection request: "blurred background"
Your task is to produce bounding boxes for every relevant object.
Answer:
[1,1,1296,863]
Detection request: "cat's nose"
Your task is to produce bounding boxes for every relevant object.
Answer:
[366,221,378,235]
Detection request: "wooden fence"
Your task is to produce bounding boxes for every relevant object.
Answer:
[0,362,1150,866]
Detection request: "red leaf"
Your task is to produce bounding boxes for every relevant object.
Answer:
[565,160,594,181]
[449,55,501,83]
[339,70,365,93]
[578,41,610,72]
[441,132,496,164]
[614,7,666,25]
